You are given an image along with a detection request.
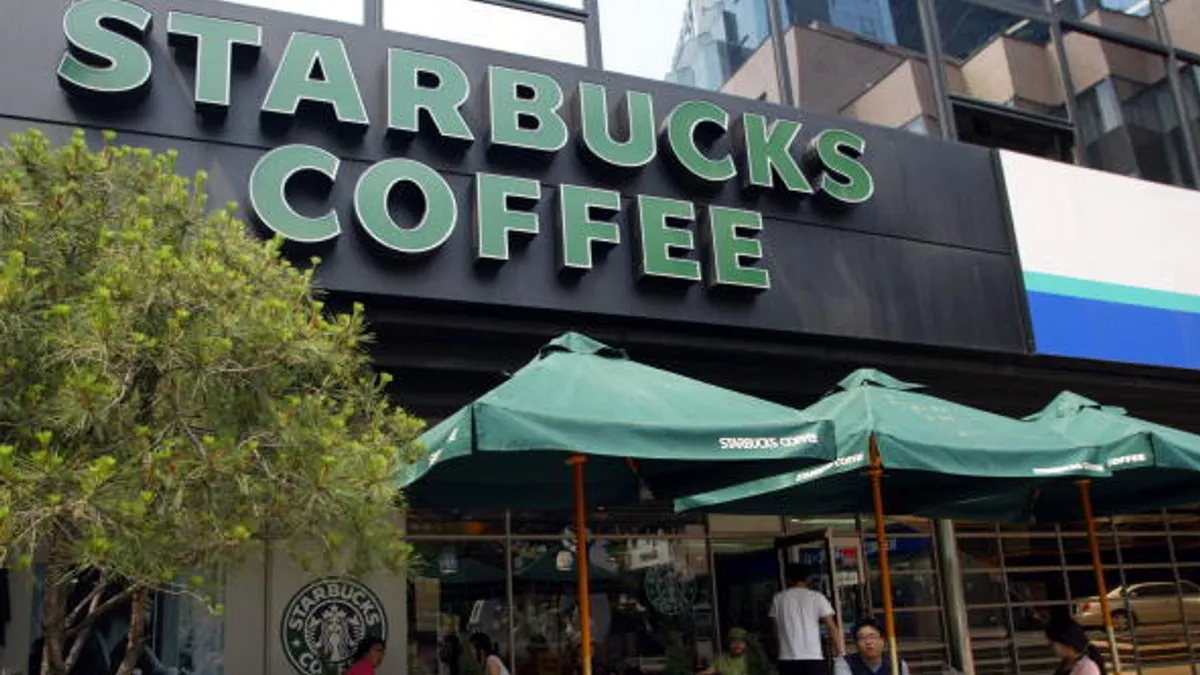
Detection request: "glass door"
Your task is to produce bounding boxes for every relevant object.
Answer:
[776,529,867,664]
[711,539,785,661]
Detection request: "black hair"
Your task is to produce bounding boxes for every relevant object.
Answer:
[785,563,815,586]
[852,618,885,639]
[1045,618,1106,675]
[352,637,385,663]
[470,632,499,657]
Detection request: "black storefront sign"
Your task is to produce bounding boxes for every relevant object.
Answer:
[0,0,1028,353]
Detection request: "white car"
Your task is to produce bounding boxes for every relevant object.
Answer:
[1075,581,1200,629]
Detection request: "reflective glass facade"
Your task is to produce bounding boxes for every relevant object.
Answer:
[403,508,1200,675]
[220,0,1200,188]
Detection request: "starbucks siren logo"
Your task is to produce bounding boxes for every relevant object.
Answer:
[282,577,388,674]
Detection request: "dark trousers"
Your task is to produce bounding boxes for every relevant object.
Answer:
[778,660,827,675]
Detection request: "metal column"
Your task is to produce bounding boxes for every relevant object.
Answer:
[934,519,976,675]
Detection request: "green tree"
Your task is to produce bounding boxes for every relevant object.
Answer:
[0,130,424,675]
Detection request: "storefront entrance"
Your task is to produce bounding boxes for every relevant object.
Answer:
[711,529,867,667]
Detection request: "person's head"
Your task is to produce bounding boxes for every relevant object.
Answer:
[471,632,498,662]
[727,628,749,656]
[852,619,886,661]
[785,564,815,587]
[1045,618,1091,660]
[353,637,386,667]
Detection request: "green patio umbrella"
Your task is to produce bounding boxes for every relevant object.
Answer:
[952,391,1200,519]
[931,391,1200,671]
[398,332,836,675]
[515,550,620,584]
[675,371,1105,516]
[675,369,1104,675]
[414,557,507,585]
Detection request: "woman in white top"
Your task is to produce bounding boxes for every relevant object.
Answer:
[471,632,512,675]
[1045,618,1105,675]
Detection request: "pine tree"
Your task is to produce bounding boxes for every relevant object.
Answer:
[0,130,424,674]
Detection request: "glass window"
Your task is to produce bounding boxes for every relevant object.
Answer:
[869,571,940,609]
[407,509,508,537]
[934,0,1069,120]
[967,608,1015,675]
[525,0,586,8]
[1055,0,1160,41]
[600,0,782,103]
[957,535,1002,570]
[213,0,364,24]
[777,0,940,134]
[878,610,946,674]
[509,504,707,537]
[25,567,225,675]
[1063,31,1195,186]
[408,541,511,675]
[1177,62,1200,165]
[152,591,226,675]
[1160,0,1200,53]
[510,537,716,675]
[385,0,588,65]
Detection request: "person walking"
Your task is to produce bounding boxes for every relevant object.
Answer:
[834,619,909,675]
[1045,618,1105,675]
[770,564,845,675]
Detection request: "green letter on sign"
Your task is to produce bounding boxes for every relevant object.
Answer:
[388,48,475,143]
[262,32,369,128]
[578,83,656,169]
[663,101,736,184]
[488,66,568,153]
[248,144,341,244]
[167,12,262,114]
[810,129,873,205]
[739,114,812,194]
[354,159,457,255]
[634,196,700,282]
[558,185,621,272]
[704,207,770,291]
[57,0,153,100]
[474,173,541,262]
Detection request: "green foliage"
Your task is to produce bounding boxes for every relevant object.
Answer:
[743,632,775,675]
[0,129,424,601]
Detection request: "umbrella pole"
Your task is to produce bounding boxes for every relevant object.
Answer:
[1076,479,1122,674]
[569,454,593,675]
[867,435,900,675]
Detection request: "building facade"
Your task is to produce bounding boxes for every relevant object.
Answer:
[1,1,1200,675]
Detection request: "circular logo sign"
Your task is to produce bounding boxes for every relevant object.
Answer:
[644,565,697,616]
[281,577,388,674]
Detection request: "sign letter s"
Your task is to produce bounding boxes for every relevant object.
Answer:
[58,0,154,102]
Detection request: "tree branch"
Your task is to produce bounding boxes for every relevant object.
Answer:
[63,624,93,674]
[64,586,136,639]
[64,570,108,627]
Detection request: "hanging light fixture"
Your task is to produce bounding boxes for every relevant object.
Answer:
[438,546,459,575]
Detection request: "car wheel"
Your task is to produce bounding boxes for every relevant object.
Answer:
[1112,610,1134,632]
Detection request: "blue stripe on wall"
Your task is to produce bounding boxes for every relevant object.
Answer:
[1024,272,1200,315]
[1027,291,1200,370]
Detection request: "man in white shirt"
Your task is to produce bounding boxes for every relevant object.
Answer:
[770,564,845,675]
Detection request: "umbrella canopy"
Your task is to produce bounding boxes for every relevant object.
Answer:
[399,332,835,509]
[515,550,620,584]
[674,369,1104,516]
[414,557,507,585]
[934,391,1200,522]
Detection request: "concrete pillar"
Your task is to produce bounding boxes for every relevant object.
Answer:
[934,519,975,675]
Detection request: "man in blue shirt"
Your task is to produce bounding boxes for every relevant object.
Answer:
[835,618,909,675]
